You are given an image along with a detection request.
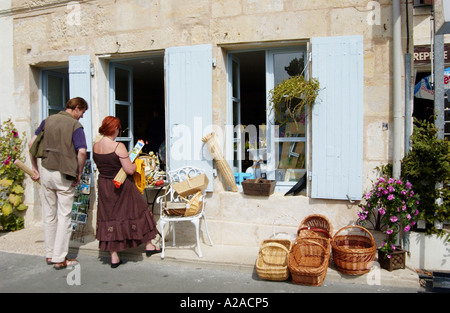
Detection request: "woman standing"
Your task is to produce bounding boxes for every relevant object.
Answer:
[93,116,160,268]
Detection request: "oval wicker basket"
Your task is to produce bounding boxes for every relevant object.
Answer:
[288,239,329,286]
[331,225,376,275]
[297,214,333,239]
[256,239,292,281]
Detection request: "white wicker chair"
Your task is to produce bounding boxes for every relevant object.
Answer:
[156,166,213,259]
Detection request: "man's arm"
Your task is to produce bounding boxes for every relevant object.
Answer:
[28,134,40,182]
[73,148,87,187]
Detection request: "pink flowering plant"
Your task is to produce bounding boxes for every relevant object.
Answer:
[358,177,420,258]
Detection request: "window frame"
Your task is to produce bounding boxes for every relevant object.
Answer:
[108,62,134,150]
[40,68,69,119]
[227,45,309,192]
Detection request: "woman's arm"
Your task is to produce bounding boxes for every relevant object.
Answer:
[116,142,136,175]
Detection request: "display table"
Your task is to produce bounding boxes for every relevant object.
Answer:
[143,182,168,214]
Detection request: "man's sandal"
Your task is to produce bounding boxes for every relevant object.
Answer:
[53,258,78,270]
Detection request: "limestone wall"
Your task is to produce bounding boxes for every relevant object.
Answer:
[3,0,411,245]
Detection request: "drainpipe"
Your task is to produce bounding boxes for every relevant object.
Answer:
[392,0,402,180]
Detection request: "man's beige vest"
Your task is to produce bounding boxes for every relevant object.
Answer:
[41,111,83,178]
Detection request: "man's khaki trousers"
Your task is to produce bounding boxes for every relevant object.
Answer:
[40,167,75,263]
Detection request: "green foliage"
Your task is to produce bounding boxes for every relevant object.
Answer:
[401,119,450,239]
[367,119,450,240]
[268,75,320,126]
[0,118,27,232]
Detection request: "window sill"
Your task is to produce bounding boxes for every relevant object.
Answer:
[234,184,306,196]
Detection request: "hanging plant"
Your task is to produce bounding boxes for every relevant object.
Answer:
[0,119,27,231]
[268,75,320,127]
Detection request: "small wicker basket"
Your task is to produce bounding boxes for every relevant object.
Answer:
[256,239,292,281]
[288,239,329,286]
[181,191,203,217]
[163,201,186,216]
[331,225,377,275]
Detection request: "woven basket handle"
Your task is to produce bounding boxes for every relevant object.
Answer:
[332,225,375,243]
[297,227,332,238]
[292,239,326,264]
[260,242,290,254]
[259,242,290,265]
[185,173,193,188]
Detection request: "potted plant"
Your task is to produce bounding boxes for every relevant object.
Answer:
[358,176,420,271]
[268,74,320,127]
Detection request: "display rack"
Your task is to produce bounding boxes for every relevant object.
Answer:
[71,160,92,242]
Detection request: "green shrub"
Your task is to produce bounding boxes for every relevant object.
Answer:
[0,119,27,231]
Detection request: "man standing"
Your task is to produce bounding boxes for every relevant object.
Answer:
[29,97,88,270]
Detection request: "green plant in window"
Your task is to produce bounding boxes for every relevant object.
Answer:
[268,75,320,127]
[0,119,27,232]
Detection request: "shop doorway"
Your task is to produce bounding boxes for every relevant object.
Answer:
[413,71,435,122]
[109,56,165,165]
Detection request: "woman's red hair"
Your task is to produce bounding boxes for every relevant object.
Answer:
[98,116,121,137]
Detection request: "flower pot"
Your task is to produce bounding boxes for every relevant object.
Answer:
[377,247,406,272]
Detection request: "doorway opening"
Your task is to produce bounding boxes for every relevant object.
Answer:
[413,71,434,122]
[111,56,166,166]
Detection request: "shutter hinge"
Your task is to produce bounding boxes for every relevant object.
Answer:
[212,58,217,68]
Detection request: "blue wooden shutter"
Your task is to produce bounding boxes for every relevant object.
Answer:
[310,36,364,200]
[165,44,213,191]
[69,55,92,152]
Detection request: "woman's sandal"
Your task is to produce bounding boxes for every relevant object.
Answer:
[145,248,161,257]
[111,260,122,269]
[53,258,78,270]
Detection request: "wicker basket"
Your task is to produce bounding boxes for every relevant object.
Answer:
[172,174,209,197]
[256,239,292,281]
[378,247,406,272]
[288,239,329,286]
[242,178,276,196]
[163,201,186,216]
[182,191,203,217]
[296,231,331,255]
[331,225,376,275]
[297,214,333,239]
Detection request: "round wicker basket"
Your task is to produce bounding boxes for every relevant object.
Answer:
[331,225,376,275]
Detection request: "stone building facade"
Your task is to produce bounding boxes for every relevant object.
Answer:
[0,0,423,248]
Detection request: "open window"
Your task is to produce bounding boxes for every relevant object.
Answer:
[228,47,308,191]
[228,36,364,199]
[40,55,93,153]
[41,69,69,116]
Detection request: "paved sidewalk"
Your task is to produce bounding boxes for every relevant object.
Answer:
[0,223,421,291]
